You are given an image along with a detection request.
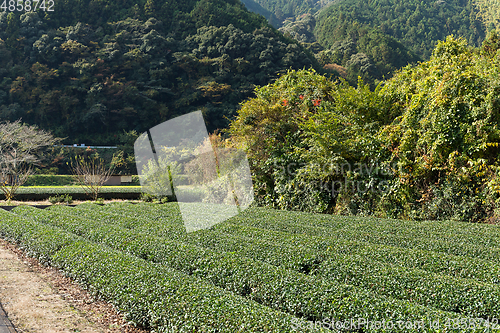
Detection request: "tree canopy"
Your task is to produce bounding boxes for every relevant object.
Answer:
[228,33,500,222]
[0,3,317,145]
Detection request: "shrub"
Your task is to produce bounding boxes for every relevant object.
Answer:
[48,194,73,205]
[0,208,325,332]
[14,205,468,329]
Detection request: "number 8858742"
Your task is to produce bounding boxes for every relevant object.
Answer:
[1,0,54,12]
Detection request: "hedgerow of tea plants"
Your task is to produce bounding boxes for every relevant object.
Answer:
[12,205,467,331]
[0,208,326,332]
[42,203,500,321]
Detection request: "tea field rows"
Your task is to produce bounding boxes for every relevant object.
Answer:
[2,202,500,332]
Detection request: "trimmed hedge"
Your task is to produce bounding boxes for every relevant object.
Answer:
[213,223,500,285]
[3,186,142,201]
[24,175,142,186]
[12,205,469,332]
[25,175,77,186]
[71,202,188,239]
[194,206,500,251]
[217,208,500,262]
[32,204,500,321]
[0,208,324,332]
[1,186,205,202]
[75,202,500,285]
[173,228,500,320]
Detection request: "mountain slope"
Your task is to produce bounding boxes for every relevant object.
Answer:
[474,0,500,31]
[315,0,485,59]
[0,0,317,144]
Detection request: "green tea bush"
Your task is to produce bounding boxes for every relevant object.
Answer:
[13,205,468,330]
[48,194,74,205]
[0,208,325,332]
[214,222,500,285]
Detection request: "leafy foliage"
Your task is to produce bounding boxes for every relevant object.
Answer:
[380,35,500,222]
[315,0,486,60]
[12,204,465,330]
[245,0,487,86]
[0,208,322,332]
[244,0,336,24]
[11,201,500,328]
[48,194,73,204]
[228,69,338,211]
[229,33,500,222]
[474,0,500,31]
[0,3,316,146]
[229,69,395,213]
[314,20,421,86]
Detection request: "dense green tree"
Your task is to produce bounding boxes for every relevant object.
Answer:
[379,36,500,221]
[229,69,342,211]
[0,2,316,147]
[315,0,485,60]
[229,36,500,223]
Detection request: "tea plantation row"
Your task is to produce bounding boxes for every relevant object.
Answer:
[12,205,466,332]
[72,202,500,284]
[53,203,500,321]
[0,208,325,332]
[2,202,500,331]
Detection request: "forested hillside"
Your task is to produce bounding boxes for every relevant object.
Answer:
[474,0,500,31]
[243,0,329,24]
[315,19,421,85]
[239,0,281,27]
[247,0,487,59]
[315,0,485,60]
[0,0,316,144]
[244,0,490,86]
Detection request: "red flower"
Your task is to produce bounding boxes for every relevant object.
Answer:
[299,95,304,100]
[312,99,321,106]
[282,99,288,106]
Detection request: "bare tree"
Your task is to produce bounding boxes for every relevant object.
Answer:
[0,120,58,201]
[71,155,116,201]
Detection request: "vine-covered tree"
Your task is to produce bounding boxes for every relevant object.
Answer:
[228,34,500,223]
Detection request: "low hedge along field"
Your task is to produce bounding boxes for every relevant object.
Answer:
[3,203,500,331]
[1,186,204,201]
[1,186,143,201]
[0,208,326,332]
[12,205,467,331]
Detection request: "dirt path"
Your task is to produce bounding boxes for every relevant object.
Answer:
[0,238,149,333]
